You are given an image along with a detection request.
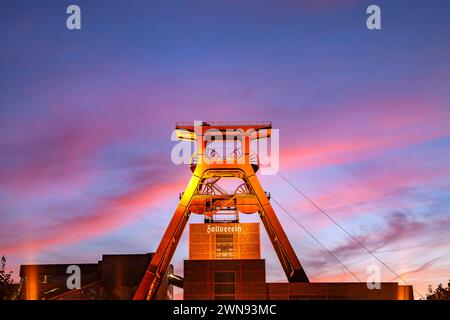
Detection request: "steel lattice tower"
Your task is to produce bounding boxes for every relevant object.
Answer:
[133,121,309,300]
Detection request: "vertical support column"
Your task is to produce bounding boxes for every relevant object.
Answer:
[245,168,309,282]
[133,168,204,300]
[243,135,250,164]
[195,121,206,165]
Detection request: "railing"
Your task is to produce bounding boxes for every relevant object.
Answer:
[190,149,260,167]
[176,121,271,127]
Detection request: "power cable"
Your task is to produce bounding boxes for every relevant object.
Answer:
[271,196,362,282]
[273,169,426,299]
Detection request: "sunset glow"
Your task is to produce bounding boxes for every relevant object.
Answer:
[1,0,449,300]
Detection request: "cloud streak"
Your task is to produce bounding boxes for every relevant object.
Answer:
[281,97,450,171]
[1,179,183,254]
[304,211,450,279]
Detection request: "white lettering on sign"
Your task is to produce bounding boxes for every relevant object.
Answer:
[207,225,242,233]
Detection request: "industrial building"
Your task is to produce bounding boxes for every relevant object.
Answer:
[18,253,173,300]
[18,222,413,300]
[18,122,414,300]
[132,122,414,300]
[183,222,413,300]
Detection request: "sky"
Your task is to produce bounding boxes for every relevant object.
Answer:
[0,0,449,300]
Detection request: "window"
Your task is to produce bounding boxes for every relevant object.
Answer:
[214,272,235,300]
[215,234,234,259]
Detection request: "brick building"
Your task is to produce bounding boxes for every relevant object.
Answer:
[183,222,414,300]
[19,253,173,300]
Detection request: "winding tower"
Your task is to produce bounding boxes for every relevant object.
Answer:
[133,121,309,300]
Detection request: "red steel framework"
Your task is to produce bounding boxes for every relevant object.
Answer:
[133,121,309,300]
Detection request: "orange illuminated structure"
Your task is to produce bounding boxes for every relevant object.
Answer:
[189,222,260,260]
[134,121,309,300]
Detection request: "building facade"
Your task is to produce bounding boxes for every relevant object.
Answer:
[184,222,414,300]
[19,253,173,300]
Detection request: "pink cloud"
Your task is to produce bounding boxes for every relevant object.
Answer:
[298,161,449,218]
[0,114,129,196]
[2,180,183,255]
[390,251,450,282]
[280,97,450,171]
[303,212,450,299]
